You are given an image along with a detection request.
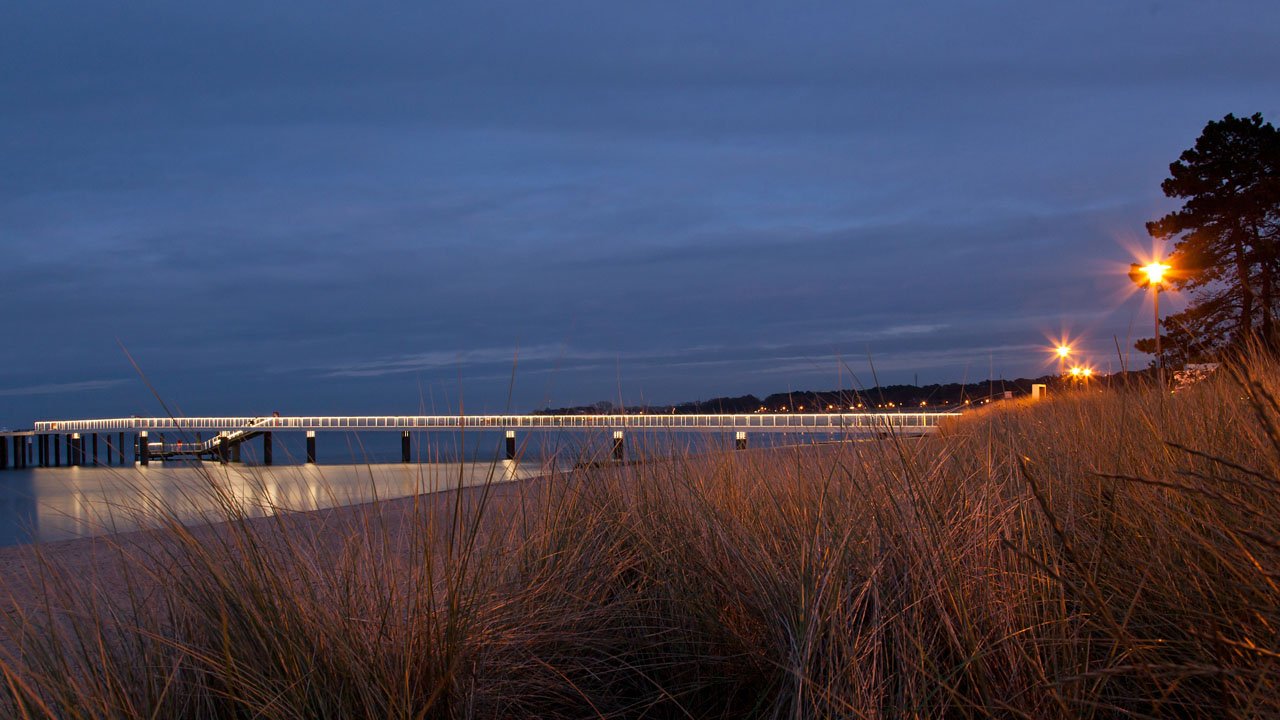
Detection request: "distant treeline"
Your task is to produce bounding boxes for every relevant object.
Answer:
[535,375,1084,415]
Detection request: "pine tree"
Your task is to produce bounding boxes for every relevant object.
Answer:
[1145,113,1280,355]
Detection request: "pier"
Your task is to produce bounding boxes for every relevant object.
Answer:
[1,412,959,468]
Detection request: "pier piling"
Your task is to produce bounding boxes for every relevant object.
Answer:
[506,430,516,460]
[306,431,316,464]
[139,431,149,466]
[401,431,410,463]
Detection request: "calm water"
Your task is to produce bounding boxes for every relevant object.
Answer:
[0,430,620,545]
[0,460,542,546]
[0,429,832,545]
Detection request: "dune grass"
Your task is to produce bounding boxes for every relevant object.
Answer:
[2,351,1279,718]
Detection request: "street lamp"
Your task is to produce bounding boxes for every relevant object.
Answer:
[1054,344,1071,378]
[1130,261,1171,386]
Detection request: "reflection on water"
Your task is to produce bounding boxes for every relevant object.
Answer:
[0,460,542,546]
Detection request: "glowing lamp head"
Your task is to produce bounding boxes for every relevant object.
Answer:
[1141,262,1170,285]
[1083,368,1093,378]
[1056,345,1071,359]
[1069,366,1083,377]
[1132,261,1171,288]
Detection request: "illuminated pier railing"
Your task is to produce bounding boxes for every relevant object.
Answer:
[34,413,960,434]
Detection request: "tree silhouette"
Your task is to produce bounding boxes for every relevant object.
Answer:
[1145,113,1280,356]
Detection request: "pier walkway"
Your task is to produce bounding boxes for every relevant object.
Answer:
[2,412,959,468]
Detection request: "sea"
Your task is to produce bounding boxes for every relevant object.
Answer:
[0,429,788,545]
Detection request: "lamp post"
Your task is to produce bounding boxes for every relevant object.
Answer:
[1131,261,1171,387]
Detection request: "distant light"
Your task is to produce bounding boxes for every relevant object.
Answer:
[1056,345,1071,358]
[1083,368,1093,378]
[1140,262,1170,286]
[1069,366,1083,377]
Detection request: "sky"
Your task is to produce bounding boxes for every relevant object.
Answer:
[2,1,1278,425]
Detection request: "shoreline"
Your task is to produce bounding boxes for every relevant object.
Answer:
[0,457,545,546]
[0,466,553,616]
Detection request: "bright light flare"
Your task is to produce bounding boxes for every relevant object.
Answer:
[1068,365,1095,380]
[1140,262,1170,286]
[1056,345,1071,359]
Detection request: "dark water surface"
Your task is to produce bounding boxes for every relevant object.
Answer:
[0,460,541,546]
[0,429,832,545]
[0,429,628,545]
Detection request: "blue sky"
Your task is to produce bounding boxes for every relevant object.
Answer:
[2,1,1278,425]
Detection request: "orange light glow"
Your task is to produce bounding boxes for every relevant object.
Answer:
[1140,262,1170,285]
[1056,345,1071,359]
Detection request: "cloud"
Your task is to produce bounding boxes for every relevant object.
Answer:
[1,0,1277,426]
[318,345,569,378]
[316,343,740,379]
[0,379,128,398]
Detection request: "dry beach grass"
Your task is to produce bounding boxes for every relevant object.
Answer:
[1,351,1279,718]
